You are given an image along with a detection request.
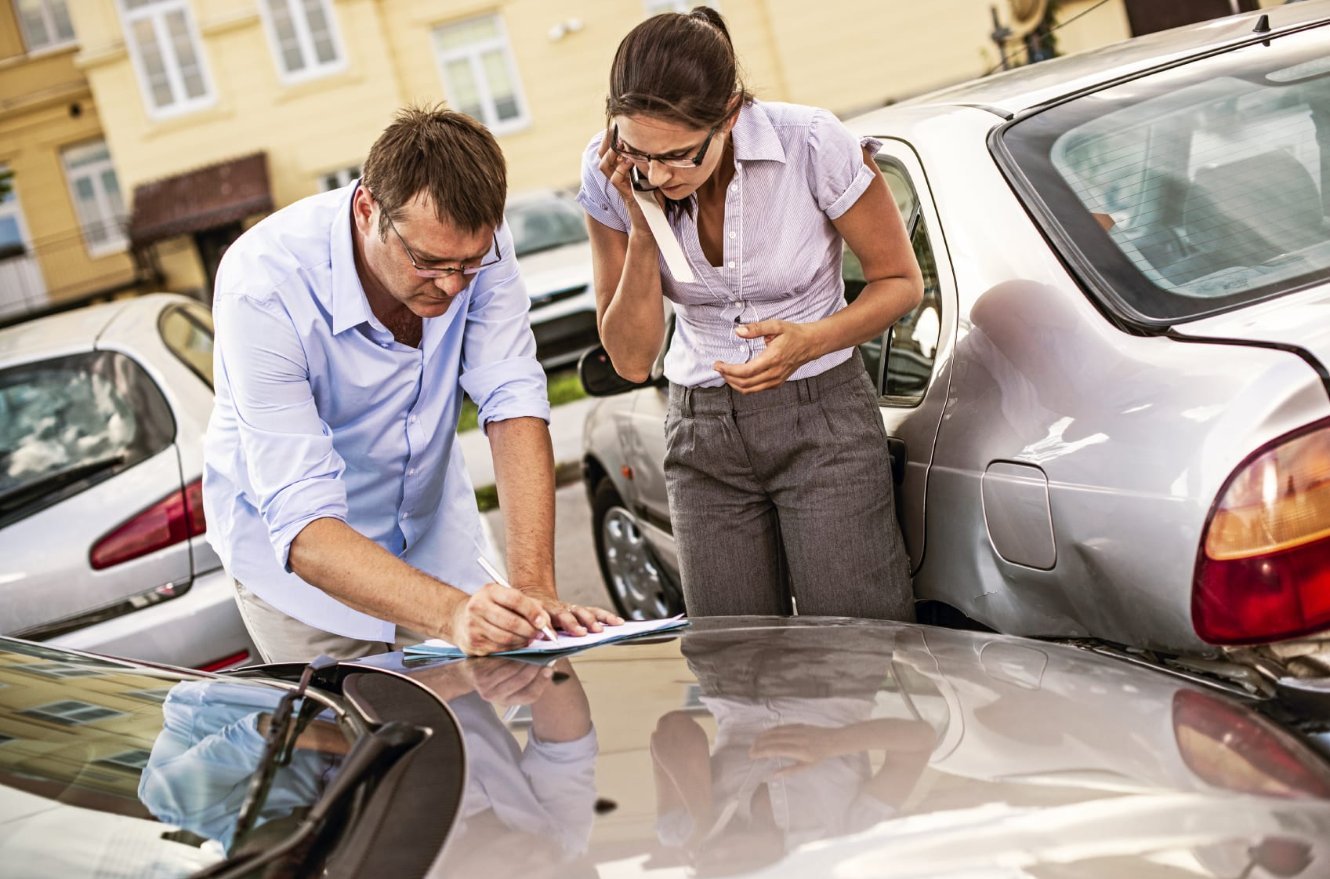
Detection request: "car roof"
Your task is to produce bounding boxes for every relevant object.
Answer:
[0,293,193,364]
[852,1,1330,126]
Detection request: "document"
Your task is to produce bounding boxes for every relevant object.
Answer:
[404,615,689,658]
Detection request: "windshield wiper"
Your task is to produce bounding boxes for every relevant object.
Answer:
[0,454,127,514]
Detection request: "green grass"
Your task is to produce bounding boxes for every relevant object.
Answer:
[457,366,585,433]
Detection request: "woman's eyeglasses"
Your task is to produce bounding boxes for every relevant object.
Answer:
[611,123,720,169]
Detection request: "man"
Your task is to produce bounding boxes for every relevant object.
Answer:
[204,105,621,662]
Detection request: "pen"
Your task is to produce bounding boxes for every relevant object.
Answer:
[476,555,559,643]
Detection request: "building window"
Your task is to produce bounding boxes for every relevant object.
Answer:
[320,164,360,191]
[261,0,343,82]
[96,749,152,771]
[119,0,213,117]
[22,700,126,726]
[14,0,75,51]
[644,1,717,14]
[22,660,99,678]
[432,14,528,134]
[62,141,128,257]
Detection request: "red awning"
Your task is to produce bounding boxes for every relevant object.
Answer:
[129,152,273,247]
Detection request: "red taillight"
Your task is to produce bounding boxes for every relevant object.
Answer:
[197,650,251,672]
[1172,688,1330,798]
[1193,420,1330,644]
[90,478,207,570]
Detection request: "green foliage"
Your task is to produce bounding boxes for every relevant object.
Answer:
[457,366,586,433]
[0,168,13,201]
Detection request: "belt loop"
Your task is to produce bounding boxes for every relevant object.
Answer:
[682,385,694,417]
[798,374,813,404]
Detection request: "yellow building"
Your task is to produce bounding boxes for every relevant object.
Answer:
[0,1,139,323]
[21,0,1276,300]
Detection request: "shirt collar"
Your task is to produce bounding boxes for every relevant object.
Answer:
[731,101,785,164]
[330,182,375,336]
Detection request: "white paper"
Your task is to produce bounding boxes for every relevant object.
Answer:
[405,615,689,658]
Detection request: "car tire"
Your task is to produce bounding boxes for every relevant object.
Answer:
[591,478,684,620]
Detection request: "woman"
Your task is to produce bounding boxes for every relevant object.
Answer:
[577,8,923,620]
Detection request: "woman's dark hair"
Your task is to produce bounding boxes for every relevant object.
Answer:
[607,7,753,129]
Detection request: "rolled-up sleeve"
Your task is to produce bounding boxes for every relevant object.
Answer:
[214,292,349,568]
[807,109,879,220]
[460,221,551,433]
[576,131,630,233]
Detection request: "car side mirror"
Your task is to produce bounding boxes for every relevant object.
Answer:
[578,346,658,397]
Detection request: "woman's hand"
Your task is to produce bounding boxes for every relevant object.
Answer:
[597,126,660,233]
[713,319,824,393]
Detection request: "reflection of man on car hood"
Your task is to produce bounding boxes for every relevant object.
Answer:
[138,680,343,852]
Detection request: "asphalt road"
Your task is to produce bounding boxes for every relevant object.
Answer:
[483,479,614,611]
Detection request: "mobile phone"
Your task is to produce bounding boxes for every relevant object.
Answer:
[629,166,658,193]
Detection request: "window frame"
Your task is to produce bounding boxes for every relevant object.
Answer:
[158,301,214,389]
[431,13,530,135]
[258,0,346,85]
[319,164,361,191]
[13,0,76,53]
[60,140,129,258]
[21,700,127,726]
[118,0,216,120]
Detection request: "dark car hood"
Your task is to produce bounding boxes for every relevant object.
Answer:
[363,617,1330,879]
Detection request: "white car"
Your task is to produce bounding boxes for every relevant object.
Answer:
[0,294,256,669]
[506,189,599,369]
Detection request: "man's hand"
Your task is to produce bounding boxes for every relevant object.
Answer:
[449,583,553,656]
[714,319,823,394]
[527,590,624,638]
[460,657,556,704]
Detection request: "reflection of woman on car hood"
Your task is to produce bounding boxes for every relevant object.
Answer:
[652,625,940,875]
[138,680,343,852]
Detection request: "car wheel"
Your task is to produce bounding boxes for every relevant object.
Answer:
[592,478,682,620]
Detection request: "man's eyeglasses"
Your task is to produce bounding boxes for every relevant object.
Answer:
[611,123,720,170]
[384,212,502,278]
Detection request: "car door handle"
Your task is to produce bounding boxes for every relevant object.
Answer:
[887,438,907,486]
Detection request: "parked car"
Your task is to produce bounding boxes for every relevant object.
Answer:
[580,3,1330,694]
[5,612,1329,878]
[507,189,600,369]
[0,294,256,669]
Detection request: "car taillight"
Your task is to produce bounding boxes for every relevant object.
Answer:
[1172,689,1330,798]
[90,478,207,570]
[1193,420,1330,645]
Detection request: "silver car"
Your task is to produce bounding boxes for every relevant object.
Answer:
[581,3,1330,691]
[0,294,256,669]
[507,189,600,369]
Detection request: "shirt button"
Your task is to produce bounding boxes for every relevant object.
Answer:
[407,467,416,476]
[729,184,737,192]
[727,261,735,268]
[409,415,418,424]
[728,231,735,239]
[401,512,410,520]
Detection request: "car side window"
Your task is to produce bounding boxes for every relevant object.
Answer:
[0,352,175,528]
[159,303,214,389]
[843,158,942,404]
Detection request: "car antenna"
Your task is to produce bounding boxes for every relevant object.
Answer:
[1252,14,1270,35]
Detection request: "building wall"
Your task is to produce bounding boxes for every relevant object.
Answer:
[0,7,136,315]
[47,0,1246,297]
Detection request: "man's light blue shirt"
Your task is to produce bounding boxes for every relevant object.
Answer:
[203,183,549,641]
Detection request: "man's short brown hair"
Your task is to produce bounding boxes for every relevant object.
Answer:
[360,103,507,238]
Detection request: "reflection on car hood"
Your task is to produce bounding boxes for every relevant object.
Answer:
[516,241,593,302]
[370,617,1330,879]
[1171,283,1330,378]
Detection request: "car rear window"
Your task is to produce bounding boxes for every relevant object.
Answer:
[159,302,214,388]
[0,351,174,527]
[1000,26,1330,325]
[507,195,589,258]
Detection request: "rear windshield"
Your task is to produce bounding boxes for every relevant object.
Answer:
[0,351,173,527]
[1001,26,1330,324]
[506,194,589,258]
